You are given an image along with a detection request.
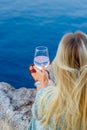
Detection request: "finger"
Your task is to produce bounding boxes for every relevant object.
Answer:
[42,66,46,71]
[29,65,36,74]
[29,65,33,71]
[29,65,34,70]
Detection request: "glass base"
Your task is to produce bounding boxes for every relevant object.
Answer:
[34,81,41,87]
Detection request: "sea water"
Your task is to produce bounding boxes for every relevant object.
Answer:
[0,0,87,88]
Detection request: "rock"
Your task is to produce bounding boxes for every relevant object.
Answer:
[0,82,36,130]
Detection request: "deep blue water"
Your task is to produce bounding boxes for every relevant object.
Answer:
[0,0,87,88]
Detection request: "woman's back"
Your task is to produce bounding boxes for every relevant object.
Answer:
[28,31,87,130]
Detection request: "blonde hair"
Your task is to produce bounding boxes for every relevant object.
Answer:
[37,31,87,130]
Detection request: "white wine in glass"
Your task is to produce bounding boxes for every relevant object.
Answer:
[34,46,50,86]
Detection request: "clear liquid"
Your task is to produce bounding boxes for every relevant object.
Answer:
[34,56,49,70]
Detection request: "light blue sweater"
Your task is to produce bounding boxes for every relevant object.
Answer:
[27,88,62,130]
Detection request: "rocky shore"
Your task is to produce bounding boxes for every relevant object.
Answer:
[0,82,36,130]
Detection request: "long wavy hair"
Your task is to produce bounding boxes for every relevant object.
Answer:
[37,31,87,130]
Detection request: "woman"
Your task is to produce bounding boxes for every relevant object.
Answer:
[28,31,87,130]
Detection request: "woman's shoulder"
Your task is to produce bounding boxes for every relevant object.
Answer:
[32,88,48,119]
[32,86,55,118]
[34,86,54,107]
[36,86,54,97]
[36,87,49,99]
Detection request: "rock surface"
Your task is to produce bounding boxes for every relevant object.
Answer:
[0,82,36,130]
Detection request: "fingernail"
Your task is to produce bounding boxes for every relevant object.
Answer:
[30,69,36,73]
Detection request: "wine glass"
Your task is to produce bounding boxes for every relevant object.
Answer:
[34,46,50,87]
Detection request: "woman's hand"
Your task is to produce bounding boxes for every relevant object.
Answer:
[29,65,48,88]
